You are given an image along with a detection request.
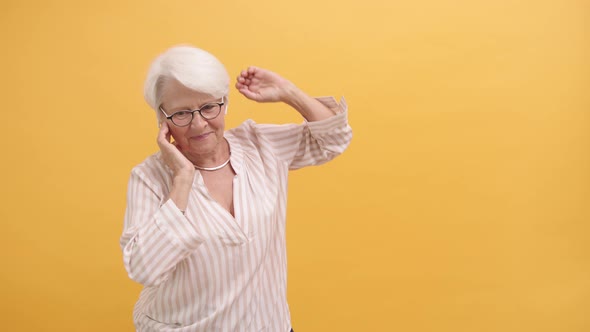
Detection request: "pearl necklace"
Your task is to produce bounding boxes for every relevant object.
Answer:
[193,154,231,171]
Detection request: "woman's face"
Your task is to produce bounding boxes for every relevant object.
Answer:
[159,79,227,159]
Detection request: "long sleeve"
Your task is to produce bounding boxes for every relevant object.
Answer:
[120,166,205,287]
[251,96,352,169]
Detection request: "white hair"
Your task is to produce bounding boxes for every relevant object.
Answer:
[143,45,230,112]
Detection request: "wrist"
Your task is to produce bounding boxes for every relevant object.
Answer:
[173,171,194,186]
[280,81,304,106]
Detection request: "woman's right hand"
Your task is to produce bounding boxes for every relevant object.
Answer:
[157,121,195,180]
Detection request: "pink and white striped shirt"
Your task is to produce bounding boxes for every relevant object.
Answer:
[120,97,352,332]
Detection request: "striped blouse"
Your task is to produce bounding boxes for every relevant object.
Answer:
[120,97,352,332]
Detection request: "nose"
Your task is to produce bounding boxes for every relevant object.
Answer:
[189,112,208,129]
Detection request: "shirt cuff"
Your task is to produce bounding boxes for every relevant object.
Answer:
[154,199,205,251]
[306,96,349,133]
[315,96,347,115]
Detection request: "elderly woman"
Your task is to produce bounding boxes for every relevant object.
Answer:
[120,45,352,332]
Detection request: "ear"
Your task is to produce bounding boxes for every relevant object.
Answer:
[157,110,165,127]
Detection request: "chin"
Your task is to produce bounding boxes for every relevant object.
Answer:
[188,140,218,155]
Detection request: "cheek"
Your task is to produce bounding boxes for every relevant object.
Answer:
[212,117,226,133]
[169,127,188,144]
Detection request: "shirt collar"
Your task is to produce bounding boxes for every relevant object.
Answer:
[224,132,243,175]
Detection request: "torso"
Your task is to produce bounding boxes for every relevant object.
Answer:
[199,165,236,217]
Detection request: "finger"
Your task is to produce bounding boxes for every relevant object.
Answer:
[239,87,259,101]
[172,140,182,151]
[157,121,167,139]
[157,121,173,146]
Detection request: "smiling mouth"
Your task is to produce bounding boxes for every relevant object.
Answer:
[190,132,211,140]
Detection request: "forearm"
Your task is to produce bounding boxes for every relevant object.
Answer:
[167,173,193,212]
[253,96,351,169]
[289,100,352,169]
[122,201,205,286]
[122,211,184,286]
[121,170,204,286]
[282,84,336,122]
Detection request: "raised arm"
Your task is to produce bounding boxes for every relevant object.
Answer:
[235,66,335,121]
[234,66,352,169]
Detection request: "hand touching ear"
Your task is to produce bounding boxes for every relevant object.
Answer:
[156,121,194,178]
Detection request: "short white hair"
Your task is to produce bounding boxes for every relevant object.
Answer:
[143,45,230,111]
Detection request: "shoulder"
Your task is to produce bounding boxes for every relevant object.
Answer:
[129,152,172,190]
[227,119,258,138]
[226,119,266,147]
[131,151,165,174]
[228,119,303,141]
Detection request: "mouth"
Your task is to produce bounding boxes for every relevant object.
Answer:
[190,132,212,141]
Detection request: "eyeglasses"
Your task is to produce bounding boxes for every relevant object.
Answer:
[159,98,225,127]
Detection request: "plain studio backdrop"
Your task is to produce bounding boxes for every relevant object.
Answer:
[1,0,588,331]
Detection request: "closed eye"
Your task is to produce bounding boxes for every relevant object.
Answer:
[172,110,192,117]
[200,104,216,111]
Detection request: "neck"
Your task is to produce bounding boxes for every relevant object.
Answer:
[187,138,231,171]
[193,155,231,171]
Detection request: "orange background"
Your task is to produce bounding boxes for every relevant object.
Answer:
[1,0,589,331]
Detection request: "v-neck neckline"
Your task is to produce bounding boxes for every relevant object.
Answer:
[191,134,249,242]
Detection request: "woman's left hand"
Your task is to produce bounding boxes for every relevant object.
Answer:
[235,66,294,103]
